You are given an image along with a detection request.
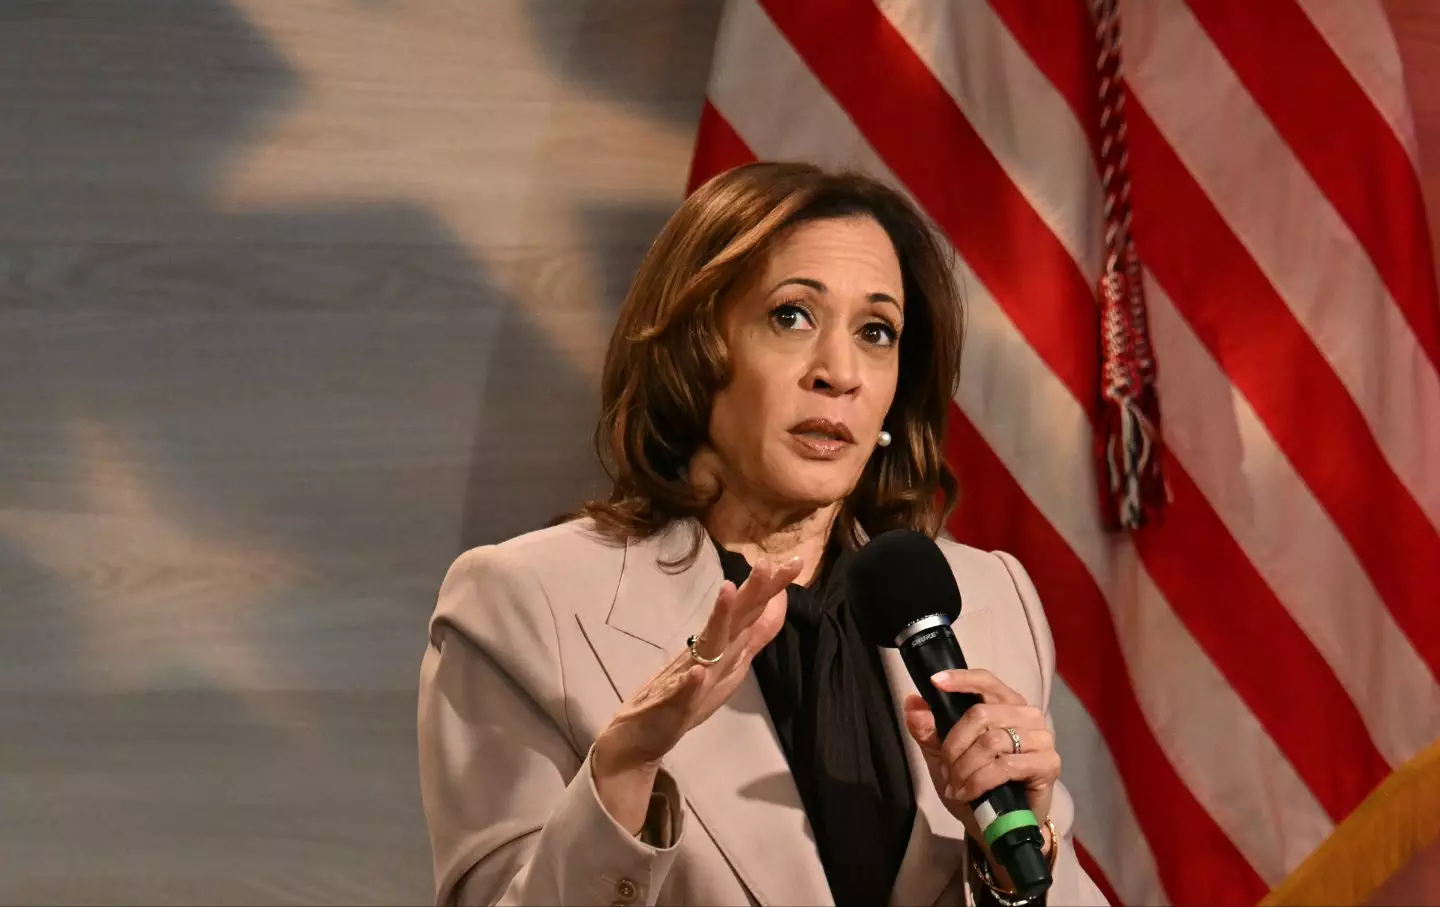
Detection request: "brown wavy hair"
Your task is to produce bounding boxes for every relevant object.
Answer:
[576,161,964,558]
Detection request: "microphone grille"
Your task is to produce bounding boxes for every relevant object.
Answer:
[847,529,963,647]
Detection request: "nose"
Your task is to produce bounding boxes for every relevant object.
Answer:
[804,328,861,397]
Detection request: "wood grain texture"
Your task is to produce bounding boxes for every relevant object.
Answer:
[0,1,719,903]
[0,691,428,905]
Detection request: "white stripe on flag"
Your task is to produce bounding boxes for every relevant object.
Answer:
[1295,0,1421,163]
[1145,273,1440,767]
[1120,0,1440,533]
[1051,676,1169,906]
[876,0,1105,280]
[954,231,1332,885]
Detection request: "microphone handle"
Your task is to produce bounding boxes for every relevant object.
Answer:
[899,622,1052,899]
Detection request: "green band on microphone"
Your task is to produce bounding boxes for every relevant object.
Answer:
[981,808,1040,847]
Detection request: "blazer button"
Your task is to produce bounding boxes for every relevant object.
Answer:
[615,878,638,901]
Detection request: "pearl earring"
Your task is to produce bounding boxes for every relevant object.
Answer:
[877,430,893,448]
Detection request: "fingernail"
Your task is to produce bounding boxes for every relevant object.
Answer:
[943,784,957,800]
[930,671,947,685]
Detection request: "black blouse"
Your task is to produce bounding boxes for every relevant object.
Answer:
[713,539,916,907]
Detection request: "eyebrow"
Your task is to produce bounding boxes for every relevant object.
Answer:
[770,276,903,312]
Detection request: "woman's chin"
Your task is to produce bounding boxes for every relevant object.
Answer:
[767,464,863,510]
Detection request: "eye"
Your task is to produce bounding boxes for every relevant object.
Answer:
[770,302,816,332]
[860,320,899,348]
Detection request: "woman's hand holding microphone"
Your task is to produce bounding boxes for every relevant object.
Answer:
[902,669,1062,890]
[591,557,803,834]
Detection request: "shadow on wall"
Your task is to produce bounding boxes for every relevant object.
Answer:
[0,0,607,690]
[0,0,725,903]
[522,0,724,129]
[0,1,592,903]
[455,0,727,550]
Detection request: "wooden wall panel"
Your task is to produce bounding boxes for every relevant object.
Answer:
[0,2,720,903]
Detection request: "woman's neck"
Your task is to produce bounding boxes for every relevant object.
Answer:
[703,490,838,587]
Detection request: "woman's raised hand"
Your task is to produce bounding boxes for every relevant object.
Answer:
[591,557,802,832]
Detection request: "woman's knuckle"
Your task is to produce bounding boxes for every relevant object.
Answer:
[982,763,1005,787]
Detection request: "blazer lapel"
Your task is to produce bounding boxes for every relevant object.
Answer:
[885,606,997,907]
[576,521,834,907]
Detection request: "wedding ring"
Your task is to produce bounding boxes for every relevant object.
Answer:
[686,634,723,666]
[1004,726,1023,755]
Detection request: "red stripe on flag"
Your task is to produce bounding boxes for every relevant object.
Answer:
[761,0,1390,826]
[1137,456,1391,817]
[993,0,1426,805]
[946,406,1269,904]
[1122,98,1440,679]
[986,0,1101,151]
[1072,839,1125,907]
[1004,2,1440,682]
[1187,0,1440,373]
[688,99,756,194]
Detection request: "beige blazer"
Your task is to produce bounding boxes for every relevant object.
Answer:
[418,518,1109,906]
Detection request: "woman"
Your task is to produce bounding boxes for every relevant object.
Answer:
[418,162,1108,906]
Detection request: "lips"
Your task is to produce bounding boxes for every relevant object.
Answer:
[787,419,855,460]
[789,418,855,443]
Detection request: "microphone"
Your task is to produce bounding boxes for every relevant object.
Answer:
[849,529,1052,899]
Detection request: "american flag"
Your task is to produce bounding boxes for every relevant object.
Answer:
[686,1,1440,903]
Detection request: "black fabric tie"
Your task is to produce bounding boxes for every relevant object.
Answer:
[714,539,915,907]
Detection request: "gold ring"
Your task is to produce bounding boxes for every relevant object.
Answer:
[1004,726,1023,755]
[686,634,723,666]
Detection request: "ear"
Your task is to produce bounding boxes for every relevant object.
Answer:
[686,442,725,498]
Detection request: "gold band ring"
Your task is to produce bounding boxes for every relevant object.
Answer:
[1004,726,1023,755]
[686,634,723,666]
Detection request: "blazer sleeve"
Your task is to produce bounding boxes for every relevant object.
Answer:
[417,546,685,906]
[992,551,1111,907]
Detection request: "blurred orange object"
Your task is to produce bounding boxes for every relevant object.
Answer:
[1262,739,1440,906]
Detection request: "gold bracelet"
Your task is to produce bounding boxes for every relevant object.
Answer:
[1043,814,1060,868]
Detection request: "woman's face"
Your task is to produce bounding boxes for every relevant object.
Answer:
[707,215,904,512]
